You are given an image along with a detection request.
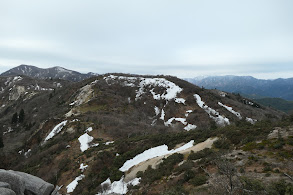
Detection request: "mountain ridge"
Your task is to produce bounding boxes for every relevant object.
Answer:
[1,64,96,82]
[186,75,293,101]
[0,66,291,194]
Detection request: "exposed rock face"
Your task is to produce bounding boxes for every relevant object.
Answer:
[0,188,16,195]
[0,170,25,195]
[268,126,293,139]
[8,86,26,100]
[0,182,11,189]
[0,169,59,195]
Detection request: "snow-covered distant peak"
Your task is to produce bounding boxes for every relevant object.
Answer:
[54,66,73,74]
[1,65,94,82]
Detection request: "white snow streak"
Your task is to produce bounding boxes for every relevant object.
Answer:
[246,117,257,124]
[185,110,193,117]
[154,106,160,116]
[105,141,114,145]
[66,175,85,193]
[85,127,93,132]
[164,117,187,126]
[194,94,230,126]
[160,109,165,120]
[119,140,194,172]
[24,149,31,158]
[174,98,186,104]
[184,124,197,131]
[218,102,242,119]
[79,163,88,172]
[44,120,68,142]
[217,102,257,124]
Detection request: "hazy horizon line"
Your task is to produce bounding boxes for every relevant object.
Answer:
[1,63,292,81]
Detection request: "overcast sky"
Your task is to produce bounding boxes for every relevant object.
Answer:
[0,0,293,79]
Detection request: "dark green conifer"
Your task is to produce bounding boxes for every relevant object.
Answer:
[19,109,25,123]
[11,112,18,124]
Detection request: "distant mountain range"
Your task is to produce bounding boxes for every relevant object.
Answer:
[186,75,293,101]
[1,64,97,82]
[185,75,293,113]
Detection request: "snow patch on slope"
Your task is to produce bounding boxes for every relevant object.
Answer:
[97,177,140,195]
[246,117,257,124]
[85,127,93,132]
[162,108,197,131]
[44,120,68,142]
[154,106,160,116]
[119,140,194,172]
[105,141,114,145]
[80,163,88,172]
[66,174,85,193]
[104,75,196,129]
[78,133,94,152]
[174,98,186,104]
[135,78,182,101]
[218,102,257,124]
[218,102,242,119]
[160,109,165,120]
[103,75,183,102]
[194,94,230,126]
[184,124,197,131]
[164,117,187,126]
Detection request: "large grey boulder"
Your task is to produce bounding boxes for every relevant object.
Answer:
[0,169,57,195]
[0,170,25,195]
[0,182,11,189]
[13,171,54,195]
[0,188,16,195]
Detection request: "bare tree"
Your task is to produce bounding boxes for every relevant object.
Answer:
[215,159,238,194]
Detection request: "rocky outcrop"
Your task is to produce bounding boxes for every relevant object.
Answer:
[0,182,11,189]
[8,86,26,100]
[268,126,293,139]
[0,169,60,195]
[0,188,16,195]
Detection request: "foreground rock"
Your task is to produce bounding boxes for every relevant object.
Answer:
[0,169,59,195]
[0,188,16,195]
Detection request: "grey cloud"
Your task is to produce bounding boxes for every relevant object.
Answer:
[0,0,293,79]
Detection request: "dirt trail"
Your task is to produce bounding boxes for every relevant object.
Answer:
[124,137,218,182]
